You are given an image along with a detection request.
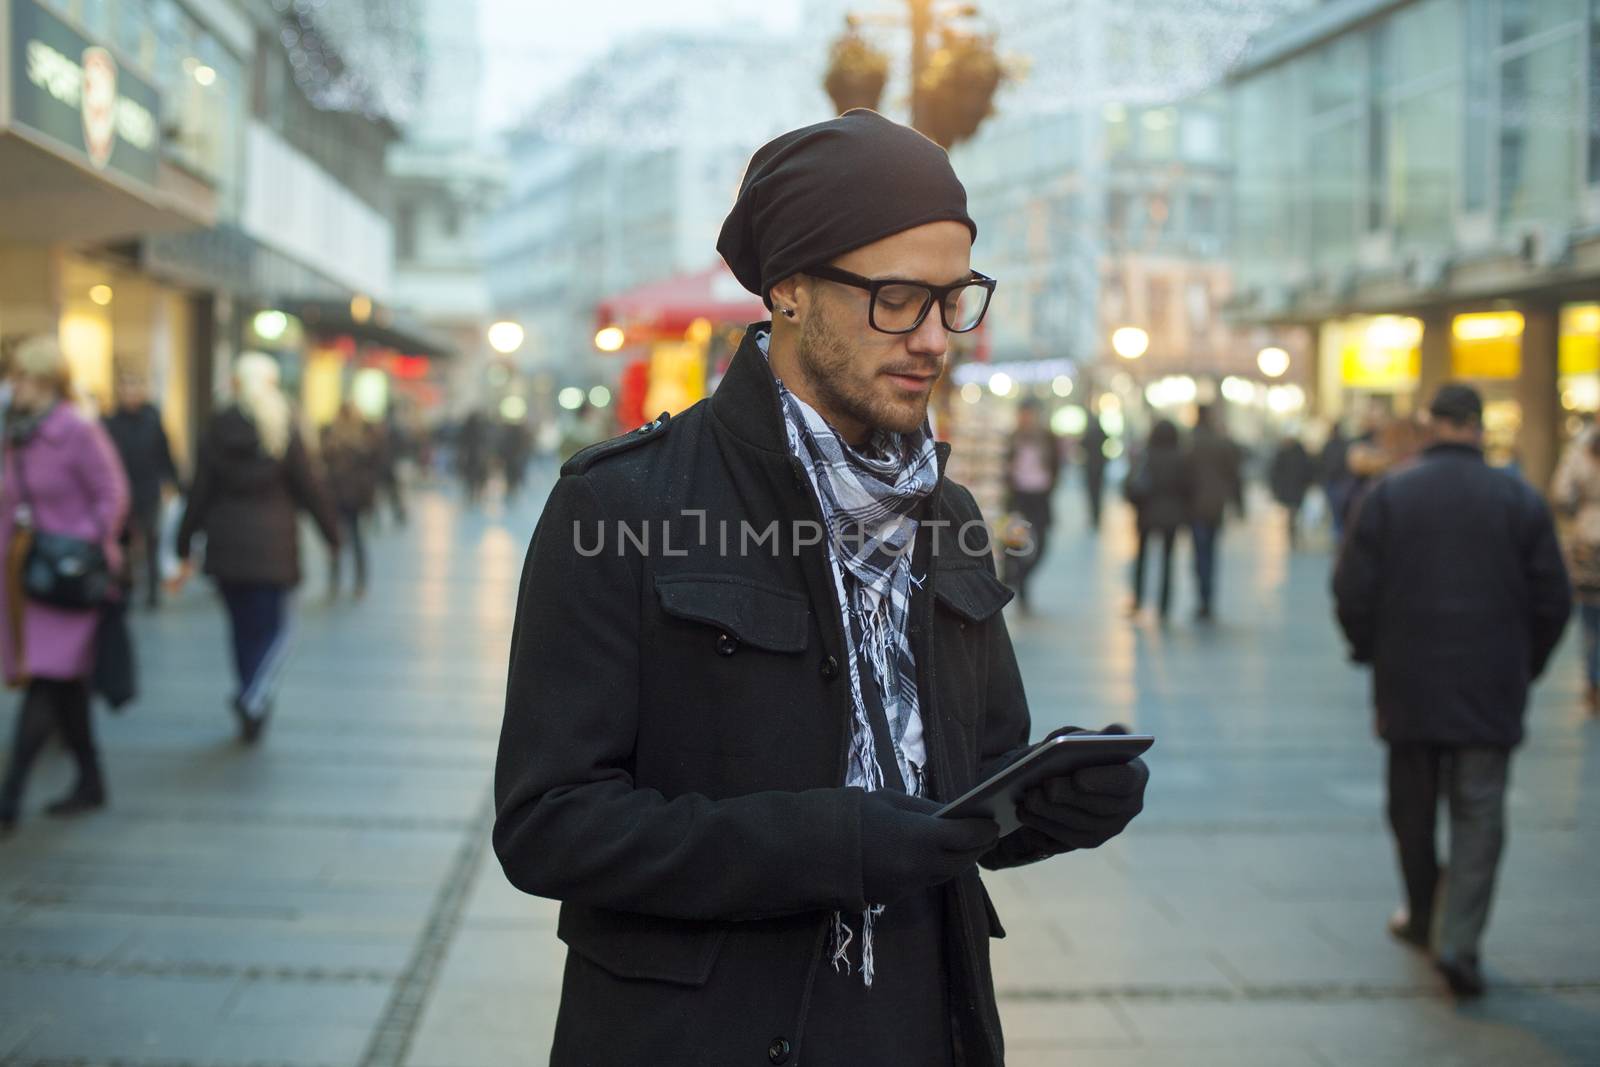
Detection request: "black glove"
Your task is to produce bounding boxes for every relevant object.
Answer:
[1015,723,1148,853]
[859,790,999,906]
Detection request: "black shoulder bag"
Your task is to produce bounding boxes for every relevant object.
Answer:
[10,443,112,610]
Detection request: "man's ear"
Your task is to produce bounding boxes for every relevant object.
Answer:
[768,275,810,321]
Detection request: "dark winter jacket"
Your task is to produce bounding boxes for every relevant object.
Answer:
[1268,440,1316,508]
[103,402,177,515]
[1187,424,1243,525]
[320,420,379,512]
[1127,445,1192,533]
[494,326,1058,1067]
[1332,443,1572,748]
[176,407,339,586]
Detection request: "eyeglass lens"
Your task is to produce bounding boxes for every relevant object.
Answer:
[871,283,989,333]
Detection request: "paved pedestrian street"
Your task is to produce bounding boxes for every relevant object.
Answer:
[2,475,1597,1066]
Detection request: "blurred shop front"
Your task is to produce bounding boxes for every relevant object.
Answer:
[1313,304,1599,473]
[0,0,219,467]
[592,264,764,431]
[245,298,452,431]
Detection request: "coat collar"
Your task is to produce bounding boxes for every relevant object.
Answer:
[1424,442,1485,461]
[710,323,793,455]
[709,322,953,475]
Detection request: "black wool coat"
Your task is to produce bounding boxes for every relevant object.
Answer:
[1333,443,1572,748]
[495,326,1059,1067]
[176,407,339,587]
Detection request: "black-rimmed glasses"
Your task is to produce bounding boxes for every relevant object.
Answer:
[805,265,997,335]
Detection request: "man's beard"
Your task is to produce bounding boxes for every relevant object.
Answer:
[795,309,937,438]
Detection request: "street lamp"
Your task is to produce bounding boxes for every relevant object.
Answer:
[1257,346,1290,379]
[594,326,626,353]
[1111,326,1149,361]
[488,320,525,355]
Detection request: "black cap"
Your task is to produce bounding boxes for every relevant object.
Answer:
[1428,382,1484,424]
[717,110,976,308]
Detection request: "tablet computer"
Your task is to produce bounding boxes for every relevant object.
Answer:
[934,732,1154,836]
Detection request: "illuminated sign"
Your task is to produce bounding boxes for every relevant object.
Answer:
[8,0,161,185]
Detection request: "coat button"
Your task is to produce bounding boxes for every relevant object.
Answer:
[768,1037,792,1064]
[716,632,739,656]
[819,654,839,680]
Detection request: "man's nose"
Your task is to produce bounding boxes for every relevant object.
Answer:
[904,306,949,359]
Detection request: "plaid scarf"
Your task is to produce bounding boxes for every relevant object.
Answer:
[767,344,940,986]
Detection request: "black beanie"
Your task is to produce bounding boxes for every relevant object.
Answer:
[717,109,977,309]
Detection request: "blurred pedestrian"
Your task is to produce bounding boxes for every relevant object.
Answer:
[1082,411,1109,530]
[457,411,491,504]
[374,412,408,528]
[1551,424,1600,716]
[1186,404,1243,621]
[321,403,378,599]
[1002,398,1061,611]
[1333,383,1571,998]
[1319,422,1353,539]
[498,416,534,503]
[173,354,339,744]
[102,372,179,608]
[495,109,1148,1066]
[1341,415,1426,537]
[1268,435,1317,548]
[0,337,129,832]
[1125,419,1190,621]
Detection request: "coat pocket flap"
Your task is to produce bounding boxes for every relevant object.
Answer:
[557,905,729,987]
[934,565,1013,624]
[654,574,809,652]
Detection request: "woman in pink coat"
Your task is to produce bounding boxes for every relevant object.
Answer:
[0,337,129,833]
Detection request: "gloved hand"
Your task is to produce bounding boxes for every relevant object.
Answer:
[859,789,999,906]
[1015,723,1148,853]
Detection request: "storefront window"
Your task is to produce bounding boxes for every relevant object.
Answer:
[1451,311,1524,379]
[1559,303,1600,414]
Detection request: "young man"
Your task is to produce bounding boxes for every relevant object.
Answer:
[494,111,1149,1066]
[1333,383,1571,997]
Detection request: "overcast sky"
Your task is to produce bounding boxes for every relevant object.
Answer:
[477,0,803,135]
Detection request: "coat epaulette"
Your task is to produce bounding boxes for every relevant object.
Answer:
[560,411,673,476]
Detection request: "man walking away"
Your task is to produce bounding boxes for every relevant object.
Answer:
[1082,411,1109,531]
[1268,434,1317,549]
[1333,383,1571,998]
[103,373,178,608]
[1187,404,1243,620]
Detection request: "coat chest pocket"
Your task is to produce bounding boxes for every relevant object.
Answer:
[932,565,1013,724]
[654,574,810,653]
[650,574,813,756]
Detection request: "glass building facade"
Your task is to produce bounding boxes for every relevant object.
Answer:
[1229,0,1600,482]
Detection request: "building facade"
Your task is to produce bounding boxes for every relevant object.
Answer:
[1229,0,1600,483]
[386,0,503,419]
[484,30,825,393]
[0,0,429,462]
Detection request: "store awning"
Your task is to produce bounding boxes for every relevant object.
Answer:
[0,127,216,245]
[285,298,455,359]
[595,263,766,342]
